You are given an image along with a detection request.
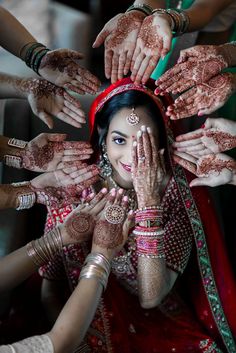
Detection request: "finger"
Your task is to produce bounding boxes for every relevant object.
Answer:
[172,79,195,94]
[174,151,197,164]
[142,125,152,165]
[79,174,100,189]
[176,143,206,153]
[124,51,133,76]
[147,127,158,164]
[75,75,98,94]
[62,106,86,124]
[178,48,191,63]
[141,56,160,84]
[57,161,86,169]
[57,112,82,128]
[190,177,210,187]
[68,79,95,95]
[113,188,124,205]
[137,130,144,162]
[122,209,134,240]
[38,111,53,129]
[47,133,67,142]
[64,83,85,95]
[67,49,84,60]
[63,91,82,109]
[63,101,86,123]
[161,33,172,58]
[121,195,129,211]
[89,188,109,215]
[175,129,204,143]
[174,138,203,148]
[157,65,182,85]
[198,105,219,117]
[130,46,141,72]
[79,69,101,86]
[73,169,100,184]
[92,27,109,48]
[173,154,197,174]
[111,53,119,84]
[61,155,91,162]
[131,52,145,83]
[131,140,138,171]
[105,49,113,79]
[117,51,127,80]
[62,141,92,150]
[63,147,93,156]
[158,72,183,91]
[70,165,99,178]
[134,56,151,85]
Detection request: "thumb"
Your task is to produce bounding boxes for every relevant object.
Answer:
[190,177,208,187]
[38,111,53,129]
[47,133,68,142]
[92,28,110,48]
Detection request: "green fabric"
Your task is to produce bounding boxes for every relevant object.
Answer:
[151,0,195,80]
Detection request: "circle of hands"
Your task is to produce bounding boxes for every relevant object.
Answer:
[93,11,172,84]
[23,49,100,129]
[156,45,235,119]
[58,188,133,261]
[173,118,236,187]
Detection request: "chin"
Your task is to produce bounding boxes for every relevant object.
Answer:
[113,169,133,189]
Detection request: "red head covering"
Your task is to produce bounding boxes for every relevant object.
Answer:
[89,77,173,139]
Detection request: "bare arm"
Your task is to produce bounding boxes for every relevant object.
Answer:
[133,0,165,8]
[0,183,33,210]
[0,6,36,58]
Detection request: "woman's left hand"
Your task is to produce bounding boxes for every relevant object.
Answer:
[173,151,236,187]
[38,48,101,95]
[132,126,165,208]
[22,133,93,172]
[166,73,236,120]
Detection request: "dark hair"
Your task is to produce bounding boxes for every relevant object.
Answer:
[92,90,168,152]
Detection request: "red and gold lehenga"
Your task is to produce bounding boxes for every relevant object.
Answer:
[40,78,236,353]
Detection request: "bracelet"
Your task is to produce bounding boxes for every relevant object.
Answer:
[32,48,50,74]
[4,155,23,169]
[152,8,190,36]
[85,253,111,276]
[136,235,165,259]
[79,263,109,290]
[25,43,46,67]
[126,4,153,16]
[11,181,36,210]
[8,138,27,149]
[26,227,62,266]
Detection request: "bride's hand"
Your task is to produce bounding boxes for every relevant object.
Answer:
[131,125,165,208]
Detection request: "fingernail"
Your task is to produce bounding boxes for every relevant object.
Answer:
[101,188,107,193]
[88,192,95,198]
[147,127,151,133]
[118,188,124,194]
[154,88,160,95]
[201,124,205,128]
[133,141,137,147]
[137,131,142,138]
[141,125,146,132]
[198,112,203,117]
[123,195,128,202]
[128,210,134,215]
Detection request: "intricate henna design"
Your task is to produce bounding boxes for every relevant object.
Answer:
[157,45,228,93]
[64,212,95,242]
[204,130,236,153]
[197,155,235,175]
[167,73,236,119]
[93,220,123,249]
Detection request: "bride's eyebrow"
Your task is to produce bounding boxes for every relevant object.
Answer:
[111,130,128,138]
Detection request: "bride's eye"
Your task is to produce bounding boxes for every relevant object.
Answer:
[112,136,126,145]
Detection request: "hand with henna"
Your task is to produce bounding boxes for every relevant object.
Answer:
[22,77,87,129]
[173,118,236,156]
[38,48,101,95]
[92,189,134,261]
[20,133,93,172]
[131,125,165,208]
[166,73,236,120]
[173,151,236,187]
[131,13,172,85]
[59,187,111,245]
[156,44,229,94]
[92,11,145,83]
[30,165,100,208]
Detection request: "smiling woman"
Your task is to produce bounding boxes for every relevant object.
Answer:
[39,78,236,353]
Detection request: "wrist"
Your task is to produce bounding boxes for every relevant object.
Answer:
[219,42,236,68]
[11,181,36,210]
[137,197,161,209]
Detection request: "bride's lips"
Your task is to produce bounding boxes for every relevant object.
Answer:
[120,162,131,173]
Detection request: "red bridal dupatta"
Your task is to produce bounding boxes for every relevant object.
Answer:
[41,78,236,353]
[88,78,236,353]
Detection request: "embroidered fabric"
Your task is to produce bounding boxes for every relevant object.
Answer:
[0,335,54,353]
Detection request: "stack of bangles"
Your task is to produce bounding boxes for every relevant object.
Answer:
[133,206,165,259]
[26,228,63,266]
[79,253,111,291]
[152,8,190,36]
[19,42,50,74]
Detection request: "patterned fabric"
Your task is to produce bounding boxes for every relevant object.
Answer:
[0,335,53,353]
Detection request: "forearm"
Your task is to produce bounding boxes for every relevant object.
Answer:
[0,6,36,58]
[0,183,34,210]
[133,0,165,9]
[137,257,177,308]
[0,72,28,99]
[0,245,38,293]
[48,278,103,353]
[186,0,234,32]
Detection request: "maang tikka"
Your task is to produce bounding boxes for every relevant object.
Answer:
[99,142,113,178]
[126,107,140,126]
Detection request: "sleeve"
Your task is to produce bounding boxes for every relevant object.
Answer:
[162,177,193,274]
[0,334,54,353]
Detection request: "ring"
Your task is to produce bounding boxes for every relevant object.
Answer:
[104,204,125,224]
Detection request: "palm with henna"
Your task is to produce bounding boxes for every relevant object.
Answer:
[173,118,236,156]
[38,49,101,95]
[93,11,145,83]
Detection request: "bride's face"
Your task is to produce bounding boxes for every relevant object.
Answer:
[106,106,159,189]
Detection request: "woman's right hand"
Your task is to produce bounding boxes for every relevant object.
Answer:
[131,125,165,209]
[92,189,133,261]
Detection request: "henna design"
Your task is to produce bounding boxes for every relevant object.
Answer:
[105,12,144,50]
[205,130,236,152]
[20,78,64,99]
[65,212,94,242]
[137,17,162,51]
[93,220,123,249]
[23,142,58,170]
[197,155,236,176]
[40,52,78,77]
